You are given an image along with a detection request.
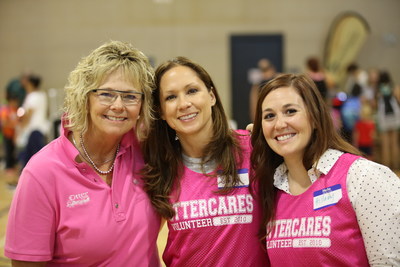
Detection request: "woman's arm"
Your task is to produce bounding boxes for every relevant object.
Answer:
[5,169,56,263]
[347,158,400,266]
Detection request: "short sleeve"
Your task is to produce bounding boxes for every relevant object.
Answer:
[5,167,56,262]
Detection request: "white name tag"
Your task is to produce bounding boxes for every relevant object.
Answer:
[218,168,249,189]
[313,184,342,210]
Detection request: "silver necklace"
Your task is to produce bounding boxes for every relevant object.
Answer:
[71,134,114,165]
[79,133,120,175]
[182,154,216,173]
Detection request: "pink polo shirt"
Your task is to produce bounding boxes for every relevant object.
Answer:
[5,124,161,266]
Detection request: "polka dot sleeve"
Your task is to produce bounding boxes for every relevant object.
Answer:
[347,158,400,266]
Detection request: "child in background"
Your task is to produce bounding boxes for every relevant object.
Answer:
[353,101,376,160]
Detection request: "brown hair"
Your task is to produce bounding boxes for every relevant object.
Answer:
[141,56,243,219]
[250,73,361,239]
[306,57,320,73]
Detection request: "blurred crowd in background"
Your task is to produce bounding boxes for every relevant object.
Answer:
[249,57,400,172]
[1,56,399,186]
[0,72,50,185]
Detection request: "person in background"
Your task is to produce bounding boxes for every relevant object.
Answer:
[330,96,343,133]
[363,68,380,109]
[141,57,268,266]
[353,101,376,160]
[16,74,49,169]
[0,94,19,184]
[250,73,400,266]
[305,56,332,103]
[340,83,362,143]
[376,70,400,170]
[5,74,27,108]
[249,58,278,122]
[343,63,368,95]
[5,40,161,266]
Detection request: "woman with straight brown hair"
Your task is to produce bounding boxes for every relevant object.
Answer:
[251,73,400,266]
[142,57,268,266]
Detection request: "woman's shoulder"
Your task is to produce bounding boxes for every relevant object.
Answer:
[233,129,251,139]
[234,129,251,135]
[348,157,399,185]
[231,129,252,156]
[232,129,251,144]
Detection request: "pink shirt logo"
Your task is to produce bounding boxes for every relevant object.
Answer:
[67,191,90,208]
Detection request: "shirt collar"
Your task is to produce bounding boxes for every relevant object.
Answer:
[313,149,344,175]
[60,117,136,162]
[60,120,80,163]
[273,149,344,193]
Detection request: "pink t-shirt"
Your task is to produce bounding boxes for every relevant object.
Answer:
[5,124,161,266]
[266,153,369,266]
[163,131,268,266]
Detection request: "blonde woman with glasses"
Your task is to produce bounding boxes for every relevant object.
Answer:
[5,40,161,266]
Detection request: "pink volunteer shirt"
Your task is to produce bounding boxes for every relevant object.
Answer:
[267,153,369,266]
[163,131,268,266]
[5,124,161,266]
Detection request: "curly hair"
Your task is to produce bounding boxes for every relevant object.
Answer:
[63,40,154,140]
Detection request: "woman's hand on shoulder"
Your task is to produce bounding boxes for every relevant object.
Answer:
[246,123,254,133]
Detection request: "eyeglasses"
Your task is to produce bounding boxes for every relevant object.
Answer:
[91,89,143,106]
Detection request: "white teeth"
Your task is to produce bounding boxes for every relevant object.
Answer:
[179,113,197,120]
[277,134,294,141]
[106,115,125,121]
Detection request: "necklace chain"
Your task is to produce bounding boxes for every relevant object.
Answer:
[79,133,120,175]
[72,134,114,165]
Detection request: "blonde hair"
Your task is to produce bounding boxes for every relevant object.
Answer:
[63,40,154,140]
